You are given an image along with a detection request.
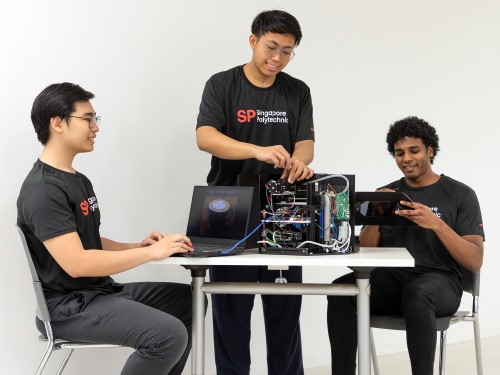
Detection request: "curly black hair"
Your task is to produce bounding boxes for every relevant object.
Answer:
[386,116,440,164]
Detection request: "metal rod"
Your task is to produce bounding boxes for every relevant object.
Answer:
[201,282,358,296]
[192,275,206,375]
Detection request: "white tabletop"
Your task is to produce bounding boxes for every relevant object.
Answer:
[149,247,414,268]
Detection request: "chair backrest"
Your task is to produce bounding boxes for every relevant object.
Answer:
[16,224,52,324]
[460,265,480,297]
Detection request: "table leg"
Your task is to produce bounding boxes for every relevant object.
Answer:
[190,267,207,375]
[354,268,374,375]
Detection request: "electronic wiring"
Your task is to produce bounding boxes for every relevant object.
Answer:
[259,176,352,254]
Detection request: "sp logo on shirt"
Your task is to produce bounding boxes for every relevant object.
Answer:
[80,200,89,216]
[237,109,290,125]
[237,109,256,123]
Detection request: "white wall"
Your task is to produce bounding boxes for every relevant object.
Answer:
[1,0,499,373]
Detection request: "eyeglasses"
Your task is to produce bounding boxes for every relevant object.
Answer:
[68,115,101,128]
[261,40,296,61]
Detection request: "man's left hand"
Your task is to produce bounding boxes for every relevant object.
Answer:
[396,201,441,230]
[280,159,314,183]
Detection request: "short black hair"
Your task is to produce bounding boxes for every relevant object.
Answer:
[251,10,302,46]
[386,116,440,164]
[31,82,94,145]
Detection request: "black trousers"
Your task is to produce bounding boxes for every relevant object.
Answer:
[210,265,304,375]
[39,282,194,375]
[327,268,462,375]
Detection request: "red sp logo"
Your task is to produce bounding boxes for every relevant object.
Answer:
[237,109,256,123]
[80,200,89,216]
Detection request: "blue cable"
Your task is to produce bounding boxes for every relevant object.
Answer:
[218,222,264,255]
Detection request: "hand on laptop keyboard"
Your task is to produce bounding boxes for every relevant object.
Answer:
[147,233,194,259]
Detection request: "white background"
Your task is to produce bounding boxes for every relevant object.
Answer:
[1,1,499,373]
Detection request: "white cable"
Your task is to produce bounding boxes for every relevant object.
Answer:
[337,224,352,253]
[296,240,337,249]
[306,174,350,194]
[296,222,352,253]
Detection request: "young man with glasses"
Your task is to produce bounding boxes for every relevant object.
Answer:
[196,10,314,375]
[18,82,197,375]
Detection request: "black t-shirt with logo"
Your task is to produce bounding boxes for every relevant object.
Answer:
[17,160,116,299]
[197,65,315,186]
[379,175,484,280]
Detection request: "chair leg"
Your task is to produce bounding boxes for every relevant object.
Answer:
[370,328,381,375]
[438,330,448,375]
[55,348,74,375]
[472,315,483,375]
[35,341,55,375]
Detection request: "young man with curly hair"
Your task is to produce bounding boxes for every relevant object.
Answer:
[327,116,484,375]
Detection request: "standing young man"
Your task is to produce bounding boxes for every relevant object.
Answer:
[196,10,315,375]
[18,82,196,375]
[327,116,484,375]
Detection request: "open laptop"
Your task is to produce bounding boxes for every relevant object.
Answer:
[176,186,254,257]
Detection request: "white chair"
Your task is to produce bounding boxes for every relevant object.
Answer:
[17,224,122,375]
[369,266,482,375]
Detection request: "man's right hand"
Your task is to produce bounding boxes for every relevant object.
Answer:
[254,145,291,169]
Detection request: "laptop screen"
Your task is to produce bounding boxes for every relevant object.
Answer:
[186,186,254,244]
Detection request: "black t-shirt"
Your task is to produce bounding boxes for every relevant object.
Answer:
[196,65,315,186]
[379,175,485,279]
[17,160,115,299]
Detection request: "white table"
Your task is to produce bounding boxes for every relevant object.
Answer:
[150,247,414,375]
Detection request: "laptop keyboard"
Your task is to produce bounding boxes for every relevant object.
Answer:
[193,244,222,252]
[172,244,243,257]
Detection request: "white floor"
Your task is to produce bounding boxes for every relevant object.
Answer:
[305,336,499,374]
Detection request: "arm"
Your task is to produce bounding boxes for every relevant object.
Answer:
[291,139,314,165]
[101,238,141,251]
[282,80,315,183]
[397,201,484,272]
[44,231,193,278]
[196,125,291,169]
[101,230,168,251]
[359,225,381,247]
[358,187,395,247]
[282,140,315,183]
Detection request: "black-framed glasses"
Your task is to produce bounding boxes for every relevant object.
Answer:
[262,40,295,61]
[68,115,101,128]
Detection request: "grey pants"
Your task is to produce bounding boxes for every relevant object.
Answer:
[38,282,193,375]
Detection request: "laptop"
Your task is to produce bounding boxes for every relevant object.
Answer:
[176,186,254,257]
